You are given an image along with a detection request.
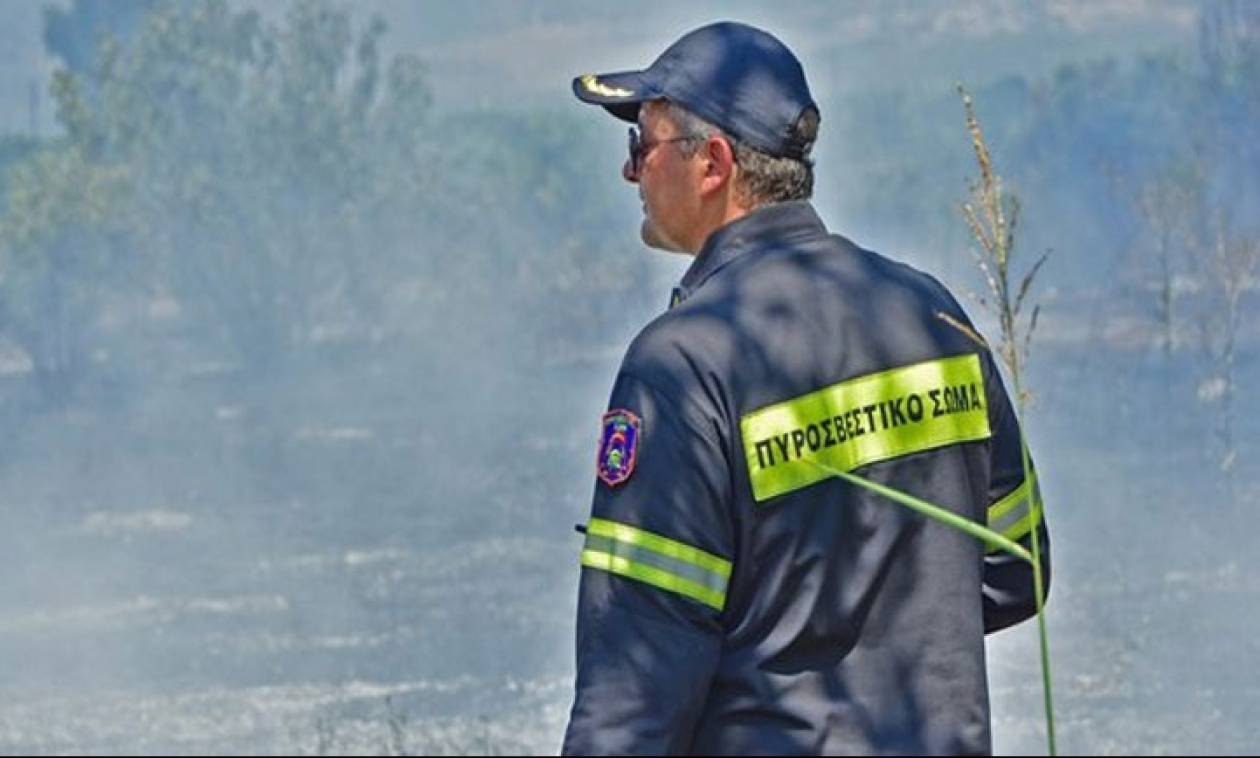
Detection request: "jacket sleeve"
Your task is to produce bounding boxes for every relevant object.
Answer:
[980,352,1052,634]
[561,371,734,756]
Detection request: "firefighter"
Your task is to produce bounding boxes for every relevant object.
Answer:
[564,21,1050,755]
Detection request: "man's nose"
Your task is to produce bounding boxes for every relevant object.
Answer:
[622,158,639,184]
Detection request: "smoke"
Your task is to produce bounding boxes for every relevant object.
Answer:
[0,1,1255,754]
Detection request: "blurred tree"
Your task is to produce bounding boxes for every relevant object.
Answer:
[101,0,397,364]
[1132,1,1260,488]
[0,135,42,202]
[1132,163,1197,358]
[30,0,436,369]
[1197,0,1260,234]
[1199,0,1260,90]
[43,0,157,75]
[1192,209,1259,481]
[0,138,130,405]
[0,0,414,396]
[1,0,647,405]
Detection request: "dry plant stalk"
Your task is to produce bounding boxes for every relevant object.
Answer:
[957,84,1048,400]
[956,83,1056,756]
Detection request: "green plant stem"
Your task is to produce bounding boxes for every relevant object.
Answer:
[1011,366,1056,756]
[805,435,1056,756]
[804,459,1030,561]
[957,82,1055,756]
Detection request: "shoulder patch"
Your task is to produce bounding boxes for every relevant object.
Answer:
[597,409,640,487]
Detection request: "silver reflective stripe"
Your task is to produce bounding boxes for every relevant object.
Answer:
[581,518,731,610]
[582,534,729,599]
[987,472,1041,552]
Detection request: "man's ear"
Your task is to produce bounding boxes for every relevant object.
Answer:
[699,135,736,196]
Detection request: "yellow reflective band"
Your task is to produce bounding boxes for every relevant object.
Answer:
[581,550,726,610]
[1000,502,1042,542]
[740,353,992,502]
[988,470,1037,521]
[987,472,1043,551]
[581,518,732,610]
[586,518,732,578]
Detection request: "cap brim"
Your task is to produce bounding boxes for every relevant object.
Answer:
[572,70,651,122]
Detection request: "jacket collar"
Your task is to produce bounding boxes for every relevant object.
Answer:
[670,201,829,308]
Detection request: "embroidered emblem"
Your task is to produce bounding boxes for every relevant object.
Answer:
[580,73,634,98]
[597,409,641,487]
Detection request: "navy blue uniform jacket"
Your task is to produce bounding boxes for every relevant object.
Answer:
[563,201,1050,755]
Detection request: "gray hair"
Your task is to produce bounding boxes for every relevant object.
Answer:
[663,101,817,206]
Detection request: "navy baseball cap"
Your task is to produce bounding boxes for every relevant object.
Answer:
[573,22,818,160]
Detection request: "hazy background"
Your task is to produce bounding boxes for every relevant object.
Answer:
[0,0,1257,754]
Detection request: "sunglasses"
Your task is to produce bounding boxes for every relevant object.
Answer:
[628,126,705,174]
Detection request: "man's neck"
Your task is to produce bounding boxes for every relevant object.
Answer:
[686,201,755,254]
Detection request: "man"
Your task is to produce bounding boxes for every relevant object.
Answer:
[564,21,1050,756]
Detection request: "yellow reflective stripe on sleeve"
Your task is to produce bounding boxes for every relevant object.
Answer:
[987,471,1043,551]
[581,550,727,610]
[740,353,992,502]
[586,518,732,578]
[581,518,732,610]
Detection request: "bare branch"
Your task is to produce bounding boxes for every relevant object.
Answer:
[1023,303,1041,361]
[936,310,990,351]
[1014,251,1051,318]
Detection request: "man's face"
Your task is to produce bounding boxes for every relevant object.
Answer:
[624,101,705,254]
